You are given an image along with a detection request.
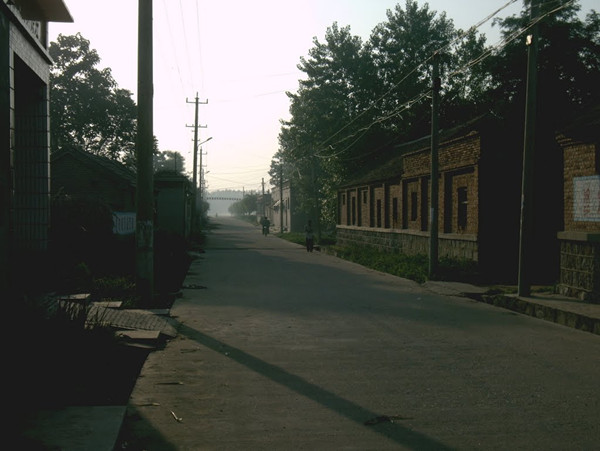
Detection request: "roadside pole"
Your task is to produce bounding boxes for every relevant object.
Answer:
[136,0,154,303]
[429,52,440,279]
[518,0,540,297]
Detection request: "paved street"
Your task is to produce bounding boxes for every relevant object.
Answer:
[121,216,600,450]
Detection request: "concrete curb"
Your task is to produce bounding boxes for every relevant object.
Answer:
[474,293,600,335]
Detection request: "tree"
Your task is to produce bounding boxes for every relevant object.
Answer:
[154,150,186,174]
[49,33,138,166]
[228,194,258,217]
[274,1,490,230]
[488,0,600,129]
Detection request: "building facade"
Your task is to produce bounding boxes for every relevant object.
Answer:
[337,118,524,281]
[267,179,308,233]
[556,108,600,301]
[0,0,72,294]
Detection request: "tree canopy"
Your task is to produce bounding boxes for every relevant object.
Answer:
[49,33,138,166]
[154,150,186,174]
[272,0,600,231]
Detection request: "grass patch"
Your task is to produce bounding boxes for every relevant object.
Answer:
[277,234,480,284]
[330,245,430,283]
[277,232,337,247]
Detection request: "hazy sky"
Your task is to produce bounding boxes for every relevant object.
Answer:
[48,0,596,193]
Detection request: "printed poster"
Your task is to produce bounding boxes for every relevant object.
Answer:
[573,175,600,222]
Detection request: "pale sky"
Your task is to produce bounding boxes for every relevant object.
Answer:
[48,0,596,193]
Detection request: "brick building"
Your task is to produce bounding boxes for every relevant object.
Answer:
[556,107,600,301]
[337,117,524,281]
[51,147,136,211]
[0,0,72,294]
[267,179,308,233]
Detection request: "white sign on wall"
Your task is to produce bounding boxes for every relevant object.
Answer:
[573,175,600,222]
[113,212,136,235]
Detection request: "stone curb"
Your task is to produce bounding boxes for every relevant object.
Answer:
[474,294,600,336]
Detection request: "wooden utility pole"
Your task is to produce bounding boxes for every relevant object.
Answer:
[136,0,154,303]
[279,163,284,232]
[429,52,441,279]
[311,157,321,244]
[518,0,541,297]
[186,94,207,237]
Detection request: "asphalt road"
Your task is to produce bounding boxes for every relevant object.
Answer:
[120,216,600,450]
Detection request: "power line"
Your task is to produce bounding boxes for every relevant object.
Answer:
[310,0,576,162]
[178,0,195,88]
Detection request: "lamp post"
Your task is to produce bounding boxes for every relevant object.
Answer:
[191,136,212,236]
[198,136,212,202]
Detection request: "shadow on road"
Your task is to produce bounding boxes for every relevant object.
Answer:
[178,323,455,451]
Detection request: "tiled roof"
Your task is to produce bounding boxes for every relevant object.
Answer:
[52,148,136,186]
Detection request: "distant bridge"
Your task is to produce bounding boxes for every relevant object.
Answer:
[205,196,243,201]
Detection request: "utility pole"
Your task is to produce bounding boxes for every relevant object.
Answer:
[311,156,321,244]
[279,163,284,233]
[261,178,265,217]
[136,0,154,304]
[186,94,207,238]
[429,52,441,279]
[518,0,541,297]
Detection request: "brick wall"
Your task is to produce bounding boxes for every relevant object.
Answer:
[336,131,485,272]
[389,183,401,229]
[557,136,599,301]
[402,134,481,235]
[562,141,599,232]
[558,238,600,301]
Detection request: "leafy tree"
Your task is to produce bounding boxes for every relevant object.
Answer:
[49,33,138,165]
[274,0,489,230]
[366,0,455,139]
[488,0,600,129]
[228,193,258,217]
[154,150,186,174]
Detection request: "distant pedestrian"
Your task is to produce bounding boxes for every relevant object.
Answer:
[304,220,314,252]
[260,216,270,236]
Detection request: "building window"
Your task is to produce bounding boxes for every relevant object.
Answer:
[392,197,398,227]
[410,191,418,221]
[342,194,346,205]
[351,197,356,225]
[362,190,367,204]
[376,199,382,227]
[457,187,468,231]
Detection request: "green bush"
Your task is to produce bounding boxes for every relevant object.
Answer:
[331,245,429,283]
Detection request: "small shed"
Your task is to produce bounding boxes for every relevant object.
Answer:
[154,171,192,239]
[51,147,136,212]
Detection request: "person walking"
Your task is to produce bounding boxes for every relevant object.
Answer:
[304,220,314,252]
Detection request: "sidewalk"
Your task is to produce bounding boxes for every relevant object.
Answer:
[424,281,600,335]
[18,274,600,449]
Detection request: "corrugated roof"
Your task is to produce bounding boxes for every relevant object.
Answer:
[14,0,73,22]
[340,115,493,189]
[52,148,136,185]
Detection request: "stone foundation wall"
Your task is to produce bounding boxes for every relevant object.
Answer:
[557,232,600,302]
[336,226,478,262]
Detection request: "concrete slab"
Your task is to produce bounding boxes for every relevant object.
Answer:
[21,406,126,451]
[423,280,489,297]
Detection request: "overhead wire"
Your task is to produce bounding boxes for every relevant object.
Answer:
[178,0,195,90]
[160,0,186,97]
[310,0,575,162]
[312,0,520,155]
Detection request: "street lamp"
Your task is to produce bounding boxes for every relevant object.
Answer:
[191,136,213,238]
[198,137,212,199]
